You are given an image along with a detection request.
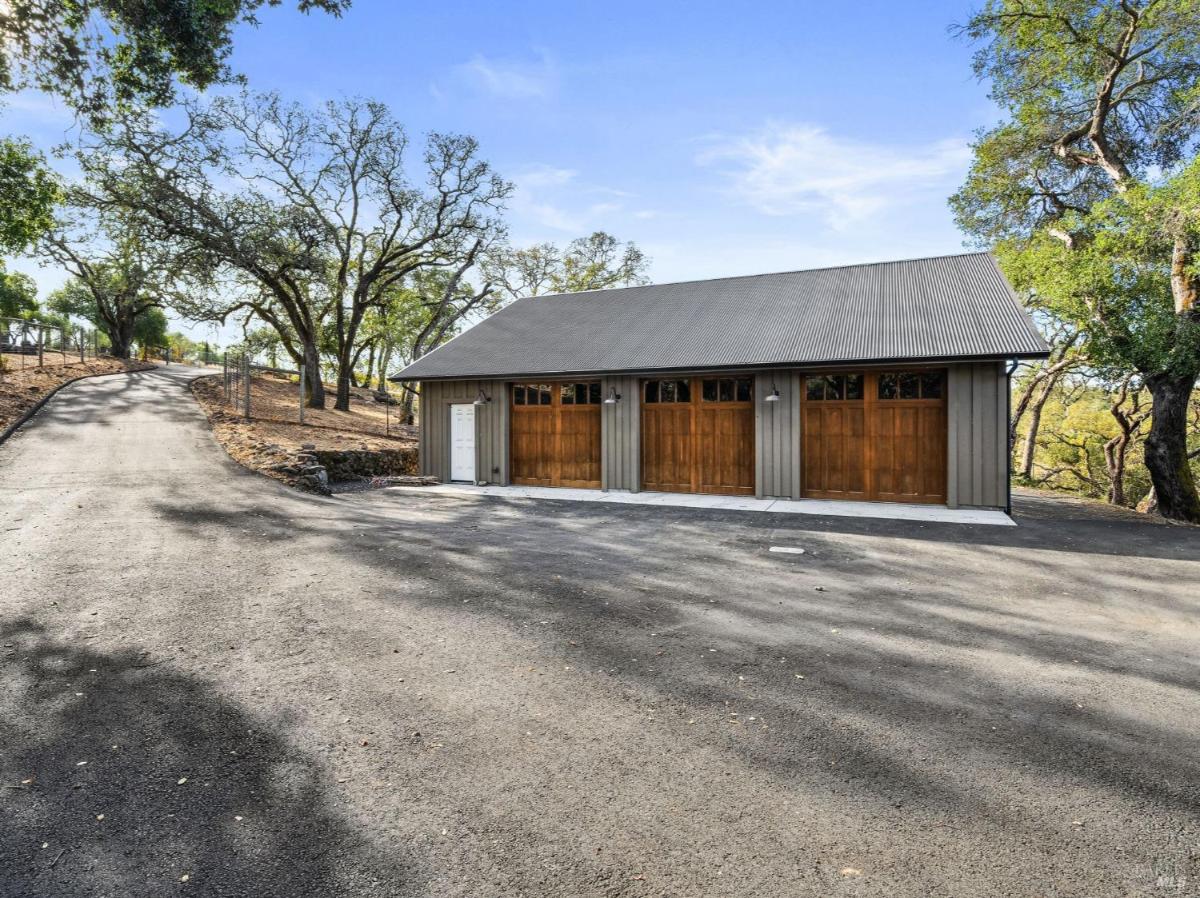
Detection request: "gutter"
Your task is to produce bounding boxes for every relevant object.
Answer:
[1004,358,1019,517]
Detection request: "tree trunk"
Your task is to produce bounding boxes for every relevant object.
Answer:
[1143,372,1200,522]
[335,365,352,412]
[1103,435,1128,506]
[108,317,135,359]
[360,343,375,391]
[1018,374,1059,479]
[375,344,393,393]
[302,340,325,409]
[398,381,416,424]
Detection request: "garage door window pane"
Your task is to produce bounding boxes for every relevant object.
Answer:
[878,374,898,400]
[806,377,824,401]
[513,385,526,405]
[702,379,717,402]
[736,378,753,402]
[560,384,575,405]
[645,381,659,403]
[661,380,676,402]
[899,373,920,399]
[716,378,732,402]
[539,385,552,405]
[676,380,691,402]
[920,372,943,399]
[845,374,864,400]
[589,382,602,404]
[824,375,845,400]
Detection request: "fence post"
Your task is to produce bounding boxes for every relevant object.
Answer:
[78,329,84,362]
[299,364,306,425]
[37,327,44,367]
[242,354,251,420]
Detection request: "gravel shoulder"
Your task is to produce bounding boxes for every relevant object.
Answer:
[1,365,1198,898]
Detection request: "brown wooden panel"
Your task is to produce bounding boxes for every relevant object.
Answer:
[510,383,601,488]
[641,376,755,495]
[558,405,601,488]
[696,404,755,495]
[801,402,868,500]
[510,404,555,486]
[642,403,693,492]
[802,370,946,504]
[872,402,946,504]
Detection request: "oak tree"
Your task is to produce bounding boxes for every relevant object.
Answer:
[952,0,1200,521]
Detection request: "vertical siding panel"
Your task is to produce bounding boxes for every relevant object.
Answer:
[971,367,984,505]
[419,379,506,483]
[945,366,960,507]
[754,373,767,498]
[755,371,801,499]
[790,370,802,499]
[628,376,640,491]
[943,362,1006,509]
[600,375,639,491]
[981,367,996,507]
[772,374,782,497]
[995,363,1009,506]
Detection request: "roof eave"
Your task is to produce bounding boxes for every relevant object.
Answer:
[391,350,1051,382]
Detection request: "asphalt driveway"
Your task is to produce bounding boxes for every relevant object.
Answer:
[1,366,1198,897]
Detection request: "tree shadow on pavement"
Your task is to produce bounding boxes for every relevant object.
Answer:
[0,617,413,898]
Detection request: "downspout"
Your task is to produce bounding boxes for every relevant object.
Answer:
[1004,358,1019,517]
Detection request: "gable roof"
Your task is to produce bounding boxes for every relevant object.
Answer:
[396,252,1048,381]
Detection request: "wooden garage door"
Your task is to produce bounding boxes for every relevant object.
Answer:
[510,382,601,488]
[642,376,755,495]
[801,370,946,504]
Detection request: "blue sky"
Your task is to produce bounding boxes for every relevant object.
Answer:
[3,0,994,341]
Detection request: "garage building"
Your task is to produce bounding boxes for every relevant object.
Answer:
[395,253,1048,510]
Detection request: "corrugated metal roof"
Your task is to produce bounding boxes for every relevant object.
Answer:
[396,252,1049,381]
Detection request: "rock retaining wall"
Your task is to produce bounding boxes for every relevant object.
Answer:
[313,448,419,481]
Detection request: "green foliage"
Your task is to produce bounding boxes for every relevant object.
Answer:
[955,1,1200,518]
[133,307,169,349]
[486,232,650,299]
[46,278,95,321]
[0,262,38,318]
[0,0,349,120]
[953,0,1200,241]
[1013,374,1181,505]
[0,138,59,253]
[994,162,1200,378]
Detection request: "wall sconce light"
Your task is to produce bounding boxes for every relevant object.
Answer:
[603,388,621,405]
[764,385,781,402]
[473,389,491,406]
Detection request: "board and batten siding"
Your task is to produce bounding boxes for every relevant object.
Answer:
[418,361,1010,508]
[600,375,640,491]
[754,371,802,500]
[946,361,1008,509]
[418,380,509,484]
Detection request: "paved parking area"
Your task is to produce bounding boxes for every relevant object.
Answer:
[2,366,1198,897]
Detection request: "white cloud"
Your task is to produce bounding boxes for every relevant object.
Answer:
[506,166,636,235]
[456,53,557,100]
[698,123,970,230]
[1,90,76,126]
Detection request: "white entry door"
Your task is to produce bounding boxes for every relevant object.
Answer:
[449,403,476,482]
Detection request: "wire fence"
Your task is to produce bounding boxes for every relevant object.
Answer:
[0,317,108,375]
[218,348,415,442]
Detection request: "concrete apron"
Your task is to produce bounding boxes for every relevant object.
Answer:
[409,483,1016,527]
